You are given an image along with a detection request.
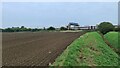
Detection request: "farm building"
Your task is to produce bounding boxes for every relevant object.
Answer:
[80,26,97,30]
[67,22,80,30]
[67,22,97,30]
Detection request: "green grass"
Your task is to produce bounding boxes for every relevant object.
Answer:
[51,32,119,66]
[104,32,119,49]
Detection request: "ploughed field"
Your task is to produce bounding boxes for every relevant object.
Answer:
[2,32,83,66]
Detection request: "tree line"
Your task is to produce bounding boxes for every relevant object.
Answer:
[0,26,68,32]
[0,22,119,34]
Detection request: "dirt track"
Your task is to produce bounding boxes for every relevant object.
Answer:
[2,32,83,66]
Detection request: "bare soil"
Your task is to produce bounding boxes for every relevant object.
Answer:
[2,32,84,66]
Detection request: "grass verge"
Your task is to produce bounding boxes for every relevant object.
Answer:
[104,32,119,49]
[51,32,119,66]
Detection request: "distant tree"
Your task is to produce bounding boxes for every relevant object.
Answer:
[2,26,42,32]
[43,27,46,30]
[34,28,39,31]
[21,26,25,29]
[13,27,20,32]
[60,26,67,30]
[31,28,41,32]
[5,28,14,32]
[0,28,2,32]
[47,26,55,30]
[20,26,28,31]
[98,22,114,34]
[27,28,32,31]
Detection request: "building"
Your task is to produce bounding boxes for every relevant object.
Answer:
[67,22,97,30]
[67,22,80,30]
[79,26,97,30]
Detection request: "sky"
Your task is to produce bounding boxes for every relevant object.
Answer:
[1,2,118,28]
[1,0,120,2]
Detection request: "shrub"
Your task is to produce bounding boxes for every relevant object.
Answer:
[60,27,67,30]
[114,27,120,32]
[47,26,56,30]
[98,22,114,34]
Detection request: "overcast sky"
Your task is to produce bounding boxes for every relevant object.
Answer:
[1,2,118,28]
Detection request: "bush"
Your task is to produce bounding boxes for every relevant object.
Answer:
[47,26,56,30]
[114,27,120,32]
[98,22,114,34]
[60,26,67,30]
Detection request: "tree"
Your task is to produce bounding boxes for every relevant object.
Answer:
[60,26,67,30]
[114,27,120,32]
[98,22,114,34]
[47,26,55,30]
[31,28,40,32]
[5,28,14,32]
[0,28,2,32]
[20,26,28,31]
[27,28,32,31]
[21,26,25,29]
[12,27,20,32]
[43,27,46,30]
